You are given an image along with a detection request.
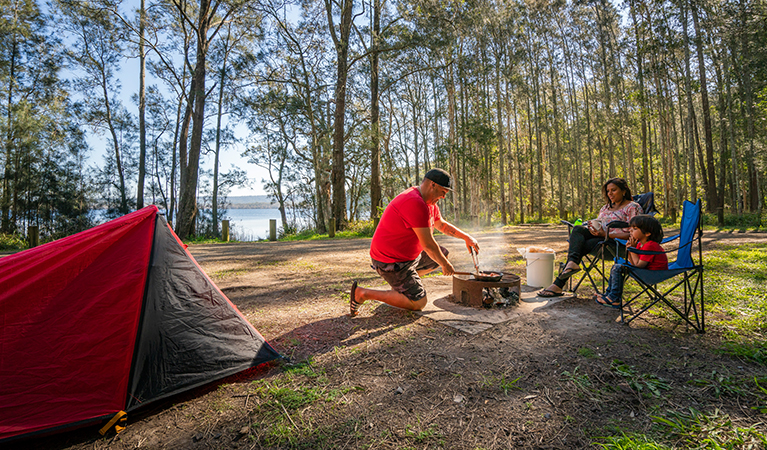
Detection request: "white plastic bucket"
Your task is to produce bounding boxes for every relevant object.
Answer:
[524,252,555,287]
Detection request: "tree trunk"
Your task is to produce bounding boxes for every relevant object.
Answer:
[1,38,16,232]
[690,0,718,213]
[137,0,147,209]
[369,0,381,221]
[212,29,230,238]
[681,3,697,203]
[176,0,212,239]
[326,0,353,231]
[495,54,506,225]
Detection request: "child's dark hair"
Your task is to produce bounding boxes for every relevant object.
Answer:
[629,214,664,243]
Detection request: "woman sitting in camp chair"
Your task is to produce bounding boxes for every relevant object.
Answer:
[538,177,643,297]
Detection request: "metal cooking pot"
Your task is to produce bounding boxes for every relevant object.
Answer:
[454,271,504,282]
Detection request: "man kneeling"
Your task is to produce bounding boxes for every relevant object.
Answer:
[350,169,479,316]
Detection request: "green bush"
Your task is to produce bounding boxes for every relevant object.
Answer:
[0,233,26,251]
[701,212,763,229]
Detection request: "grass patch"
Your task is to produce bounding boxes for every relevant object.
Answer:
[652,408,767,448]
[404,423,444,445]
[279,220,376,241]
[611,360,671,398]
[703,244,767,336]
[211,268,248,279]
[482,373,522,395]
[752,377,767,414]
[595,432,671,449]
[719,340,767,366]
[578,347,597,358]
[687,370,748,398]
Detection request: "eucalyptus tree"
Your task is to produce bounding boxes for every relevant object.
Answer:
[143,85,173,213]
[206,17,262,237]
[1,0,59,232]
[54,0,132,214]
[172,0,261,240]
[325,0,357,230]
[242,86,301,231]
[256,1,334,232]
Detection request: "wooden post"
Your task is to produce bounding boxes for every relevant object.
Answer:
[28,225,39,248]
[221,220,230,242]
[269,219,277,241]
[328,218,336,238]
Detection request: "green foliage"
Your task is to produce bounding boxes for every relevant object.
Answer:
[752,377,767,414]
[700,212,764,230]
[482,374,522,395]
[578,347,597,358]
[595,432,671,449]
[610,361,671,398]
[561,367,592,390]
[687,371,747,398]
[651,408,767,448]
[719,340,767,366]
[0,234,26,251]
[283,359,324,379]
[278,220,376,241]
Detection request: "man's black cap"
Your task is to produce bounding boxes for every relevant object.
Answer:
[424,168,454,191]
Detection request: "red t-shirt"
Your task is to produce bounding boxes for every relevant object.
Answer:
[370,187,441,263]
[635,240,668,270]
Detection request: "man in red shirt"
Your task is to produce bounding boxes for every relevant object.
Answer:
[350,169,479,316]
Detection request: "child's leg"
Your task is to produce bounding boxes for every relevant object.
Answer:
[603,264,625,302]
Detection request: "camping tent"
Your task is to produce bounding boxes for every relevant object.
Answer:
[0,206,280,442]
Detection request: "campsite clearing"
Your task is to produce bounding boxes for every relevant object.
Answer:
[14,226,767,449]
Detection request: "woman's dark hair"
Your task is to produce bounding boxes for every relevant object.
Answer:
[602,177,633,207]
[629,214,664,243]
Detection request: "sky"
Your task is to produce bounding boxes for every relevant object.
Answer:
[88,62,269,197]
[78,17,270,198]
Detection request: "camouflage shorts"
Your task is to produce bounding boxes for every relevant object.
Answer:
[370,246,449,301]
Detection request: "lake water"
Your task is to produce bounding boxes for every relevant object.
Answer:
[225,208,284,241]
[92,208,289,241]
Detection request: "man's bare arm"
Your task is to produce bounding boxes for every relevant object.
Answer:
[434,219,479,252]
[413,227,454,276]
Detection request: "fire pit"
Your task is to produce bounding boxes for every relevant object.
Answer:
[452,273,521,308]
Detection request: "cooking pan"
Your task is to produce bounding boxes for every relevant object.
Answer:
[456,247,504,281]
[454,271,504,282]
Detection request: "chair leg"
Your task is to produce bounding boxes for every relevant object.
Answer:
[622,270,705,333]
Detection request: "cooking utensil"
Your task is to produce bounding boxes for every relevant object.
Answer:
[470,248,480,275]
[454,271,504,282]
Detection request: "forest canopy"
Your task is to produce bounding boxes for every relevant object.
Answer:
[1,0,766,241]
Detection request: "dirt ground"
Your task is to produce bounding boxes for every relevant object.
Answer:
[12,226,767,449]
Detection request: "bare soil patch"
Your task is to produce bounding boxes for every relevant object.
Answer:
[13,226,767,449]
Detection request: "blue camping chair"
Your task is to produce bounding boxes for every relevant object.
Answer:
[613,199,704,332]
[561,192,659,294]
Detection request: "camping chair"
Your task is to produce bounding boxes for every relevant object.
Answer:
[612,199,704,332]
[560,192,659,294]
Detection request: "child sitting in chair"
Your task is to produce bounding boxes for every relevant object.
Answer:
[595,214,668,308]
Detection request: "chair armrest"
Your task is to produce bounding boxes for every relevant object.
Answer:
[661,233,680,244]
[626,246,672,256]
[605,220,629,229]
[561,220,575,234]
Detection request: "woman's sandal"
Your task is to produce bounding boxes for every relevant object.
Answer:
[349,281,362,317]
[557,266,581,280]
[595,294,621,309]
[537,288,565,298]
